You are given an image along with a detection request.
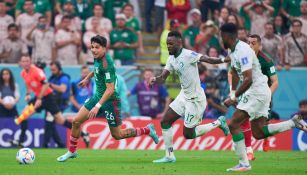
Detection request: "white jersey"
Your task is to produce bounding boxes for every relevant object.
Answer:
[165,48,205,100]
[16,13,41,46]
[230,40,268,92]
[0,14,14,40]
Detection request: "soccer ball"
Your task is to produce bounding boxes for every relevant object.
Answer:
[16,148,35,164]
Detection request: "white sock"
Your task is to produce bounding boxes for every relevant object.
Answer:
[268,120,295,135]
[162,127,175,158]
[234,140,250,166]
[194,120,221,137]
[246,146,253,153]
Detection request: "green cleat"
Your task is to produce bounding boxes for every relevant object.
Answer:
[153,156,176,163]
[218,116,230,136]
[57,151,78,162]
[147,124,159,144]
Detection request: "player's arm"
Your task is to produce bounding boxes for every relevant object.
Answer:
[150,69,171,85]
[78,71,94,87]
[50,76,69,93]
[270,75,278,94]
[235,69,252,98]
[199,55,230,64]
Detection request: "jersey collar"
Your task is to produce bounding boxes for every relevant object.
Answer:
[230,40,239,53]
[174,48,183,58]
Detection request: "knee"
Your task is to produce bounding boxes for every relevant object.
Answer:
[183,132,194,140]
[228,121,238,132]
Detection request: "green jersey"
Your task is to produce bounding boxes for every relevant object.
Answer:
[183,25,199,47]
[16,0,51,14]
[93,54,119,100]
[125,17,140,32]
[257,51,277,87]
[282,0,301,17]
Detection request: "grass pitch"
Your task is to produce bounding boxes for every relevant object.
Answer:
[1,149,306,175]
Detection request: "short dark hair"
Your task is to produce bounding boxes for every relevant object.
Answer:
[81,65,89,70]
[292,19,303,26]
[167,31,182,39]
[249,34,262,43]
[265,22,274,27]
[62,15,72,21]
[143,68,153,73]
[91,35,107,47]
[220,23,238,39]
[93,3,103,9]
[122,3,134,11]
[8,23,18,30]
[238,27,246,31]
[50,61,62,71]
[39,16,47,20]
[299,99,307,107]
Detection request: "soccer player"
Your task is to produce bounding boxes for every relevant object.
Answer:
[148,31,230,163]
[243,34,279,159]
[19,56,89,144]
[57,35,159,162]
[220,23,306,172]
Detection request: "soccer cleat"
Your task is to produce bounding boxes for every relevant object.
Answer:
[147,124,159,144]
[247,152,256,161]
[81,131,90,148]
[263,138,269,152]
[218,116,230,136]
[292,114,307,132]
[226,164,252,172]
[153,156,176,163]
[57,151,78,162]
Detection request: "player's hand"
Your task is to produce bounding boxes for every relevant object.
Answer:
[34,99,42,109]
[25,94,31,102]
[88,106,99,119]
[148,77,156,86]
[78,78,89,87]
[223,98,237,107]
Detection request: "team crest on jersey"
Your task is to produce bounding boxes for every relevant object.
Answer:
[191,52,198,57]
[241,57,248,65]
[95,67,99,74]
[122,32,128,38]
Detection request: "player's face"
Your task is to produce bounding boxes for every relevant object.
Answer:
[247,37,260,52]
[221,32,231,49]
[91,42,106,58]
[2,70,10,82]
[167,36,181,55]
[20,56,31,70]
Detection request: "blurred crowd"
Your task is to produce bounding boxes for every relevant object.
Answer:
[0,0,307,121]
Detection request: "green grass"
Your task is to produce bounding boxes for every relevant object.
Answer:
[1,149,307,175]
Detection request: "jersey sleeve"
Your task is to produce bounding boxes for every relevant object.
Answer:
[164,57,173,72]
[239,49,253,72]
[266,62,277,77]
[189,51,202,63]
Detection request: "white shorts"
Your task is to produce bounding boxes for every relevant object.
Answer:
[169,93,207,128]
[237,87,271,121]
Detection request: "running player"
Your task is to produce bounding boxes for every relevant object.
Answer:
[19,55,89,145]
[221,23,306,172]
[149,31,230,163]
[57,35,159,162]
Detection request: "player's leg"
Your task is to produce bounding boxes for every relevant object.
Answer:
[57,106,90,162]
[262,119,270,152]
[227,109,251,172]
[153,107,180,163]
[240,120,255,161]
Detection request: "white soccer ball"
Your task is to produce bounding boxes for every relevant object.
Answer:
[2,96,16,105]
[16,148,35,164]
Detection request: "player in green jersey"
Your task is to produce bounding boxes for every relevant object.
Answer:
[57,35,159,162]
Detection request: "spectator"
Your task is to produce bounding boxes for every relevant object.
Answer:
[26,16,56,64]
[238,27,248,42]
[15,0,41,54]
[15,0,51,24]
[4,0,15,18]
[98,0,128,26]
[0,24,28,63]
[116,73,130,118]
[284,19,307,68]
[273,15,289,36]
[160,19,180,66]
[198,63,208,91]
[203,80,227,119]
[224,0,246,13]
[203,47,227,76]
[0,68,27,147]
[281,0,302,21]
[0,1,14,41]
[198,0,220,22]
[55,1,82,32]
[261,22,284,69]
[226,14,243,28]
[217,7,229,27]
[144,0,154,33]
[48,61,71,112]
[55,15,81,65]
[293,100,307,119]
[299,1,307,36]
[183,8,202,50]
[154,0,166,34]
[194,20,220,55]
[70,65,94,112]
[85,4,112,34]
[244,0,274,36]
[128,68,171,119]
[122,3,144,54]
[83,18,109,64]
[110,13,138,65]
[166,0,190,24]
